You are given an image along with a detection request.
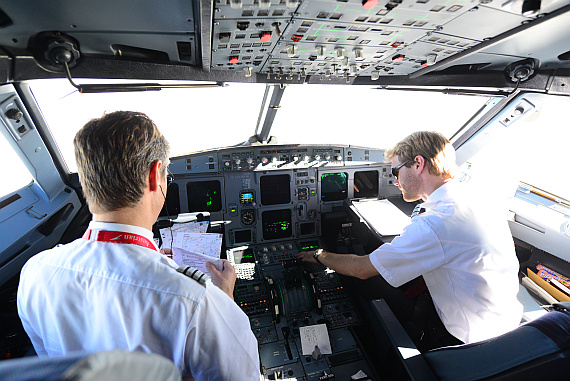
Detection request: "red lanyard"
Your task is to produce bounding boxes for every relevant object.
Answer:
[82,229,157,251]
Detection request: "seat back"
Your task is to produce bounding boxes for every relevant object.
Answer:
[423,311,570,381]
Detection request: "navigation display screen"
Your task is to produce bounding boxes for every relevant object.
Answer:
[260,174,291,205]
[262,209,292,240]
[354,170,379,199]
[321,172,348,202]
[186,180,222,212]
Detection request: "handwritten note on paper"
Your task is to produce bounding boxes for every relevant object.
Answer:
[299,324,332,356]
[171,247,223,276]
[173,232,223,258]
[159,221,210,249]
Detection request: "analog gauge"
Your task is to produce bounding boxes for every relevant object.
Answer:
[241,209,255,225]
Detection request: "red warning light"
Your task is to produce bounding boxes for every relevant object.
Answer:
[260,32,272,41]
[420,61,429,67]
[392,54,405,63]
[229,56,239,64]
[391,41,404,48]
[291,34,303,42]
[362,0,379,9]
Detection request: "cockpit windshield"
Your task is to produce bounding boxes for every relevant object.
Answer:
[28,79,487,172]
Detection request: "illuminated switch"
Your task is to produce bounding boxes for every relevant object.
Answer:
[260,32,271,41]
[291,34,303,42]
[391,41,404,48]
[392,54,405,63]
[362,0,378,8]
[229,56,239,63]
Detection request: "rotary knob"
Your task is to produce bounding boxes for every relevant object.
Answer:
[261,157,269,164]
[247,157,254,165]
[335,155,342,161]
[234,158,241,165]
[278,244,285,251]
[314,154,321,160]
[303,155,310,161]
[325,154,331,161]
[271,156,278,163]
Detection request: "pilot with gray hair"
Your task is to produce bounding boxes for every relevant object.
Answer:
[17,111,261,380]
[298,131,522,351]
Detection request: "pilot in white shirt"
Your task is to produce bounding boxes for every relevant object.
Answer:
[297,131,522,348]
[17,111,261,380]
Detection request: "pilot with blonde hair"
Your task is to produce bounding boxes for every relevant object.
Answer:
[298,131,522,350]
[18,111,261,380]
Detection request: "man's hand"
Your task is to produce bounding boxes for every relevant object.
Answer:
[160,248,173,260]
[295,251,318,264]
[206,259,237,300]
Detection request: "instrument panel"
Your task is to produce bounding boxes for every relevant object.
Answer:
[164,144,400,380]
[165,144,399,249]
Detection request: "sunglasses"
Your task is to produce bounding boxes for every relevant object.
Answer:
[391,161,409,179]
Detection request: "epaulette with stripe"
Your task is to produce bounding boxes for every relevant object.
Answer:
[176,266,209,285]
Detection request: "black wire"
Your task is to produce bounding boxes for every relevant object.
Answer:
[160,185,174,251]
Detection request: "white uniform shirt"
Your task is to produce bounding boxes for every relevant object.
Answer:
[17,221,261,381]
[369,181,523,343]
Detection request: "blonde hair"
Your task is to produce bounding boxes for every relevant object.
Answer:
[386,131,456,179]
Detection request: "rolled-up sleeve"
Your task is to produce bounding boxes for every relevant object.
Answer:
[369,219,445,287]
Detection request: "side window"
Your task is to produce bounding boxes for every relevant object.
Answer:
[0,131,33,197]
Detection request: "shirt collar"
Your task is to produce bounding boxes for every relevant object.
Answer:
[423,179,458,210]
[87,221,156,244]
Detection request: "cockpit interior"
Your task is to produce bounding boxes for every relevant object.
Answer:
[1,1,570,380]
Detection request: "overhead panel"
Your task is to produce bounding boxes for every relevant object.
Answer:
[211,0,564,81]
[211,1,298,74]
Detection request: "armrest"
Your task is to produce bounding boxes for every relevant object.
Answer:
[371,299,438,381]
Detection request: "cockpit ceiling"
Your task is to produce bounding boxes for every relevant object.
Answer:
[0,0,570,86]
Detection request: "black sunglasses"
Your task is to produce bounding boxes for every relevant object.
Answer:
[391,161,409,179]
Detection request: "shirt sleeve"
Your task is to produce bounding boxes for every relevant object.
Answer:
[185,281,260,381]
[369,218,446,288]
